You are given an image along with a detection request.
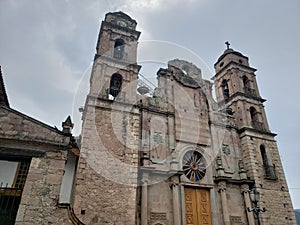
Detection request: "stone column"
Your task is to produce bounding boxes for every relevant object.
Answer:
[141,178,148,225]
[170,176,181,225]
[218,182,230,225]
[167,115,175,150]
[241,184,255,225]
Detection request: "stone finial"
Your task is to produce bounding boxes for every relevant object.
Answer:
[216,155,223,168]
[216,155,225,177]
[62,116,74,134]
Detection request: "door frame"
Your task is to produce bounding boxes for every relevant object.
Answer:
[181,184,213,225]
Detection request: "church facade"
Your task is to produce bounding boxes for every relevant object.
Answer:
[0,11,296,225]
[73,12,296,225]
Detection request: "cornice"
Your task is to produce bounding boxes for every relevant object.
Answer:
[212,61,257,80]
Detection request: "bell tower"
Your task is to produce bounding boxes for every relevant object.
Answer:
[74,12,142,225]
[212,42,269,132]
[90,11,141,102]
[212,43,296,224]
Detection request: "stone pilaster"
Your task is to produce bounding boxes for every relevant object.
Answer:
[141,177,148,225]
[170,176,181,225]
[218,182,230,225]
[241,184,255,225]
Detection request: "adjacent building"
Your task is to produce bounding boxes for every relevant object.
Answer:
[0,66,80,225]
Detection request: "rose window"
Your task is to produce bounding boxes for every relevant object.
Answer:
[183,151,206,182]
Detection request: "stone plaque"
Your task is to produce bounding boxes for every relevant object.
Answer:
[150,212,167,224]
[230,216,244,224]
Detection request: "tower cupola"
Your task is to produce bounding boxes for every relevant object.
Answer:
[214,41,250,74]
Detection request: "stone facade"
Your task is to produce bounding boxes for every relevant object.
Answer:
[73,11,296,225]
[0,11,296,225]
[16,154,68,225]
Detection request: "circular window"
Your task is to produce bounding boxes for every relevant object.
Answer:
[183,151,206,182]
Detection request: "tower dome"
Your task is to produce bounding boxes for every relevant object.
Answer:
[216,43,245,64]
[214,41,249,73]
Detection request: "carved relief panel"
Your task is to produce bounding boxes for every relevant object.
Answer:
[149,115,169,161]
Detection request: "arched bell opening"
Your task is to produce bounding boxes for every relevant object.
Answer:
[109,73,123,99]
[113,39,125,60]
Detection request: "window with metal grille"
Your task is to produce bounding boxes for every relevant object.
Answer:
[0,158,31,225]
[15,162,30,189]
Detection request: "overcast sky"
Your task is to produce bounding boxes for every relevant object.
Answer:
[0,0,299,208]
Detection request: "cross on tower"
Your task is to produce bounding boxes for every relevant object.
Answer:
[225,41,230,49]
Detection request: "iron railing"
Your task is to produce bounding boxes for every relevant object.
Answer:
[0,184,22,225]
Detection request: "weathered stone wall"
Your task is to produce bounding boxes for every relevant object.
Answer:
[147,180,174,225]
[226,184,248,225]
[255,138,296,224]
[173,83,210,146]
[240,133,296,225]
[0,107,69,147]
[15,151,72,225]
[260,189,296,225]
[74,160,138,225]
[73,101,140,225]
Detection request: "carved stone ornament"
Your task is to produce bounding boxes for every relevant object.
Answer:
[238,159,245,169]
[222,145,231,155]
[150,212,167,224]
[169,176,180,187]
[218,181,227,192]
[153,132,163,144]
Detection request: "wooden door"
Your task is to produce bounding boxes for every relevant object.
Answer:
[184,188,212,225]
